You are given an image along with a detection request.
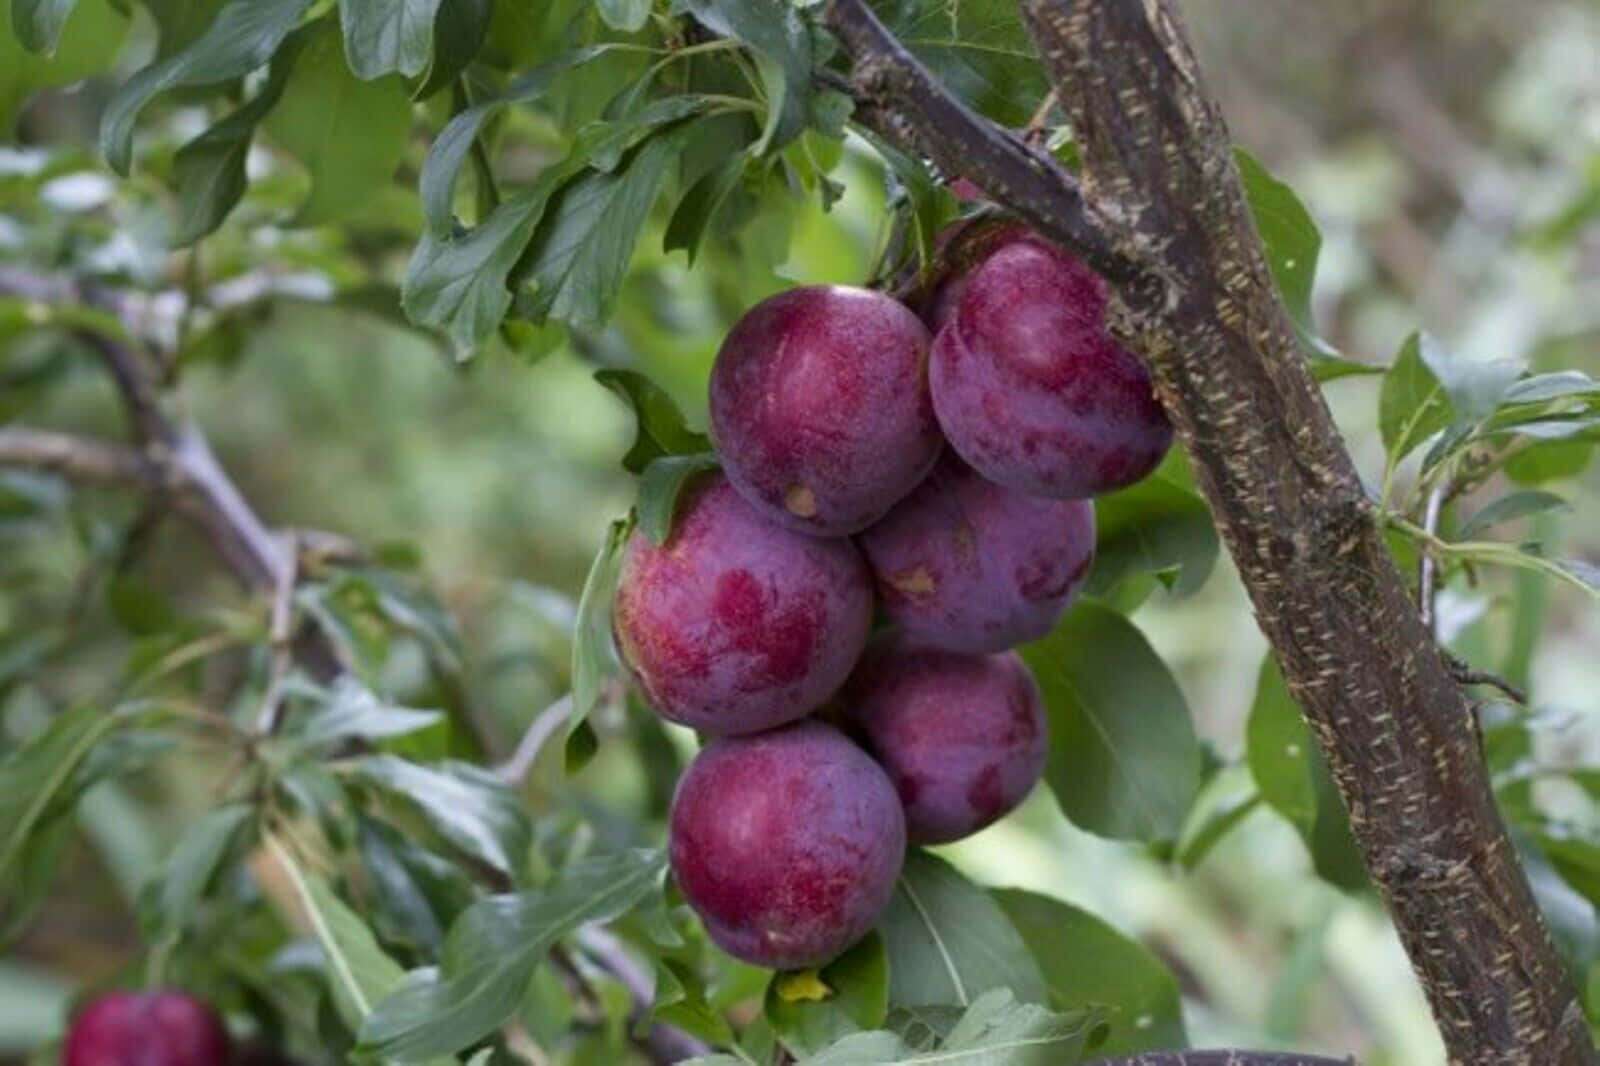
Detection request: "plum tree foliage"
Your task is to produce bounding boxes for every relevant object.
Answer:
[1,1,1599,1065]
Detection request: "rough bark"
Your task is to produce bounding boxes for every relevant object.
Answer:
[824,1,1595,1063]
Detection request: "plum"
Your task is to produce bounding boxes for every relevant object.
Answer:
[844,639,1047,844]
[930,236,1173,497]
[613,473,873,734]
[856,454,1094,653]
[668,720,905,969]
[709,285,941,536]
[63,990,230,1066]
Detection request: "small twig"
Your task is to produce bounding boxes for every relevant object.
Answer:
[1418,482,1446,635]
[575,926,711,1064]
[0,425,155,486]
[1446,652,1528,706]
[256,531,299,735]
[494,694,572,783]
[1022,88,1060,144]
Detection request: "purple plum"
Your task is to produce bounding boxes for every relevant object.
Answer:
[856,454,1094,653]
[669,720,906,969]
[613,473,873,734]
[63,991,231,1066]
[844,639,1047,844]
[709,286,942,536]
[930,237,1172,497]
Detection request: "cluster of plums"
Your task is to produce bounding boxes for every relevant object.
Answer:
[63,990,290,1066]
[615,223,1173,971]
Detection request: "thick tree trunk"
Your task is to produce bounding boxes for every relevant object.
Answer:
[824,1,1596,1062]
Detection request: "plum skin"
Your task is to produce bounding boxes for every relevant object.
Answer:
[63,990,231,1066]
[930,237,1173,498]
[668,720,906,970]
[844,640,1047,844]
[709,285,942,537]
[614,473,873,735]
[856,454,1094,654]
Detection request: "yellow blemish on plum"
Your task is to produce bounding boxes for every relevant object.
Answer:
[889,568,936,597]
[785,484,818,518]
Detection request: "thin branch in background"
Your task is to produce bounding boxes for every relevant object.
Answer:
[255,531,299,735]
[1418,482,1447,635]
[495,693,573,784]
[1022,88,1060,144]
[575,926,711,1064]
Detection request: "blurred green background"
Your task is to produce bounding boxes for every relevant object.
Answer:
[3,1,1599,1064]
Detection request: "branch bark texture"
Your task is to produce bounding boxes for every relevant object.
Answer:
[825,1,1593,1063]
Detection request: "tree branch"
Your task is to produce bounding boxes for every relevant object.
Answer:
[0,426,156,488]
[820,0,1596,1062]
[821,0,1149,296]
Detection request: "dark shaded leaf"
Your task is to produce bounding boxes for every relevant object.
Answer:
[870,0,1047,128]
[1378,332,1453,463]
[413,0,488,99]
[685,0,810,152]
[595,369,711,474]
[338,0,440,79]
[100,0,313,173]
[359,849,665,1059]
[1457,491,1570,539]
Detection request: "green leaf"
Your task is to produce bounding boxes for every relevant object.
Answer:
[263,18,412,225]
[569,514,632,745]
[413,0,487,99]
[11,0,76,52]
[337,0,440,79]
[594,0,647,32]
[268,834,413,1033]
[298,677,443,747]
[637,453,719,544]
[877,851,1048,1010]
[359,849,665,1060]
[1020,604,1201,843]
[349,755,529,878]
[403,190,548,356]
[1175,766,1261,870]
[992,889,1183,1055]
[0,0,128,132]
[0,704,121,886]
[1506,439,1594,485]
[1415,339,1524,424]
[782,989,1096,1066]
[1245,657,1365,891]
[640,959,736,1049]
[596,369,712,475]
[0,814,73,946]
[765,933,889,1057]
[1233,147,1352,366]
[1503,371,1600,405]
[419,45,618,233]
[146,802,253,937]
[1379,332,1454,463]
[1084,473,1218,600]
[100,0,313,174]
[872,0,1048,128]
[169,22,309,244]
[1457,490,1570,539]
[1245,655,1317,840]
[663,153,749,265]
[518,128,692,329]
[685,0,810,153]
